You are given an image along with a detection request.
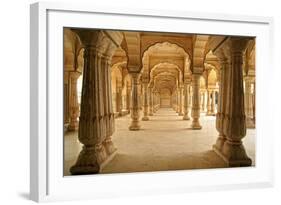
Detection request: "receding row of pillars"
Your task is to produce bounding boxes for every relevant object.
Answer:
[112,85,131,117]
[67,32,253,174]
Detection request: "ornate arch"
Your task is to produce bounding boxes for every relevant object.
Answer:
[149,62,183,85]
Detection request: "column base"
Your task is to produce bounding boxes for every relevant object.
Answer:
[129,121,140,130]
[206,110,212,116]
[148,113,153,116]
[70,146,100,175]
[183,115,190,120]
[70,143,118,175]
[213,141,252,167]
[191,120,202,130]
[178,112,183,116]
[142,116,149,121]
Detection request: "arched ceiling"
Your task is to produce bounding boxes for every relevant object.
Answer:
[149,62,181,93]
[141,42,189,84]
[64,29,255,93]
[193,35,209,74]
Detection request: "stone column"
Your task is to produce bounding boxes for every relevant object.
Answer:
[191,74,202,129]
[210,90,215,115]
[213,50,228,153]
[153,91,157,113]
[252,81,256,126]
[199,91,203,112]
[121,94,127,114]
[126,85,131,113]
[129,73,141,130]
[116,84,123,115]
[178,86,183,116]
[68,71,81,131]
[70,30,121,175]
[64,72,70,130]
[244,77,255,128]
[175,88,177,113]
[213,38,252,167]
[201,91,206,112]
[149,87,154,116]
[189,87,192,111]
[183,83,190,120]
[142,82,149,121]
[206,89,212,115]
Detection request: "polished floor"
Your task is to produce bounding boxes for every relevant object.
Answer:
[64,108,255,176]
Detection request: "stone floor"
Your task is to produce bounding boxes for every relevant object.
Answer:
[64,108,255,176]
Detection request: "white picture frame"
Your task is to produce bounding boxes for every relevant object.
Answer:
[30,2,274,202]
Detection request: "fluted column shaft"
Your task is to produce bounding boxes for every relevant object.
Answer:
[70,48,115,174]
[191,74,202,129]
[126,86,131,113]
[201,91,206,112]
[129,73,141,130]
[142,83,149,121]
[206,90,212,115]
[214,38,252,167]
[178,86,183,116]
[183,83,190,120]
[116,85,123,114]
[149,87,154,116]
[214,53,228,152]
[175,89,178,112]
[211,90,216,114]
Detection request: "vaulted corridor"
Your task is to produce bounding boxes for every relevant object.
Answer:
[64,28,256,175]
[64,108,255,175]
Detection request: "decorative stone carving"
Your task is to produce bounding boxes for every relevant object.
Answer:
[213,37,252,167]
[183,83,190,120]
[191,74,202,129]
[178,86,183,116]
[70,30,122,175]
[213,49,228,153]
[129,73,141,130]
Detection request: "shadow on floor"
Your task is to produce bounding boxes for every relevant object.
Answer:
[101,150,227,174]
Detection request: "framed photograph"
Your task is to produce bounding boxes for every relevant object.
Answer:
[30,2,274,202]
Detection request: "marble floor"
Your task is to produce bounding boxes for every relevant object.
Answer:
[64,108,255,176]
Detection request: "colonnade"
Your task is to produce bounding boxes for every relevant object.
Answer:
[64,30,255,174]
